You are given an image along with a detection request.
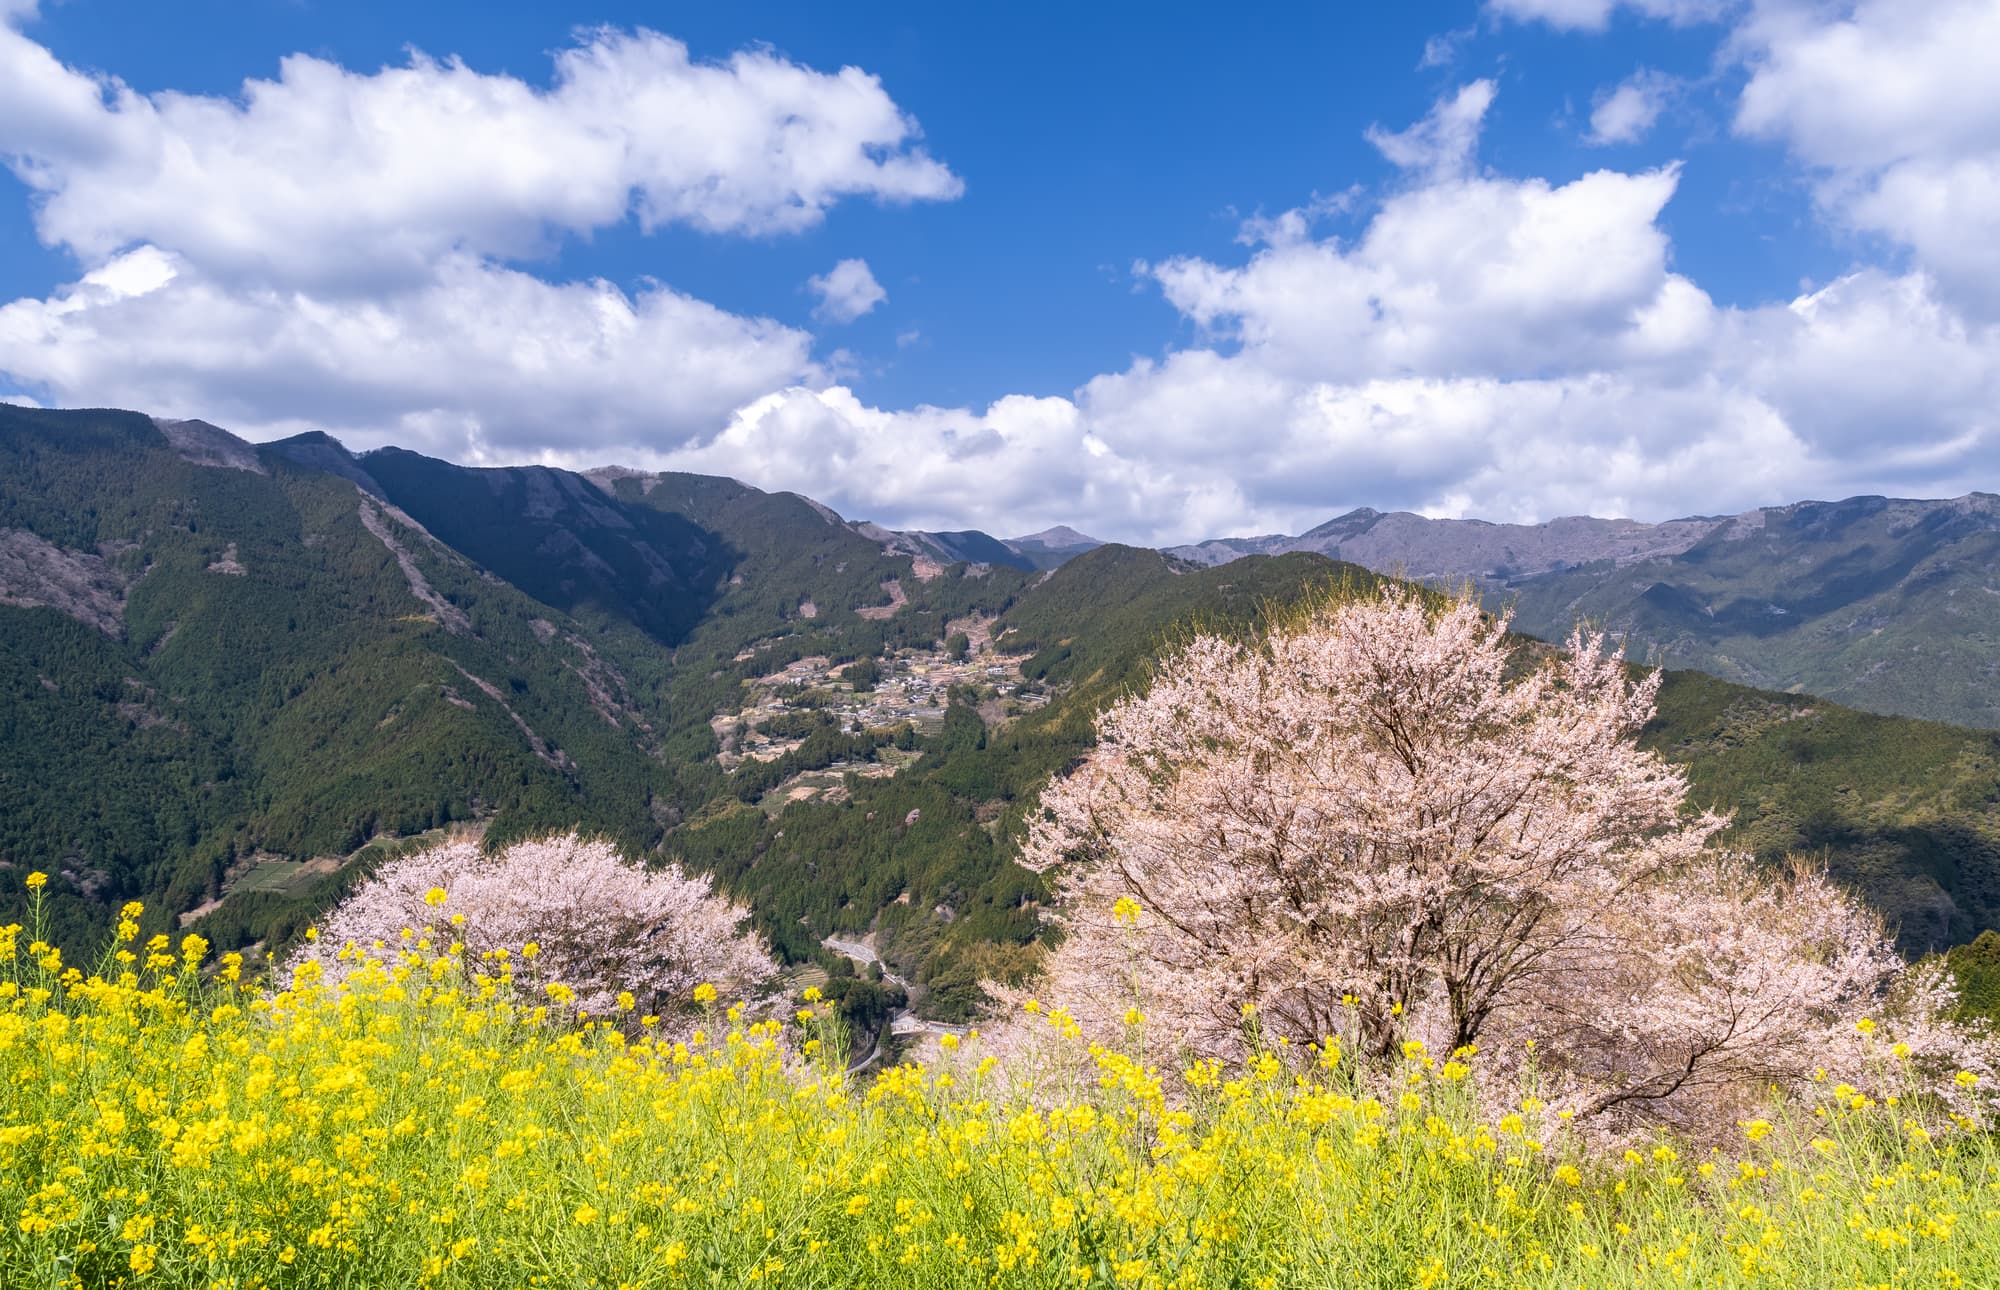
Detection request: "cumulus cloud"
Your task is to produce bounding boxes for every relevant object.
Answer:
[0,247,817,458]
[0,15,953,460]
[808,259,888,323]
[1733,0,2000,317]
[1365,81,1497,180]
[1495,0,2000,317]
[1148,162,1687,381]
[0,21,961,289]
[652,82,2000,544]
[1587,69,1681,145]
[5,14,2000,546]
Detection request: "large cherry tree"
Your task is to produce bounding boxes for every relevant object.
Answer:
[1019,585,1990,1130]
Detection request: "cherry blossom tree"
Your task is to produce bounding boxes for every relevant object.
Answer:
[296,833,774,1020]
[1018,585,1994,1130]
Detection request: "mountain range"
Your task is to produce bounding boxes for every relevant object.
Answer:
[1168,496,2000,729]
[862,524,1103,573]
[4,402,1999,1022]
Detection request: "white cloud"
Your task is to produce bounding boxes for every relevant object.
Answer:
[0,247,818,460]
[808,258,888,323]
[1365,81,1497,180]
[1149,163,1687,381]
[0,20,961,289]
[1232,189,1359,248]
[0,15,948,464]
[5,20,2000,548]
[1587,69,1681,145]
[652,84,2000,544]
[1485,0,1731,32]
[1733,0,2000,316]
[655,268,1998,545]
[1493,0,2000,316]
[1417,27,1476,69]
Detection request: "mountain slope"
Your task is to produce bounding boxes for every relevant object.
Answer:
[355,447,730,646]
[896,530,1035,571]
[1505,495,2000,727]
[1166,507,1725,578]
[1169,494,2000,728]
[0,406,687,946]
[5,406,1997,1020]
[1004,525,1103,570]
[672,544,2000,1017]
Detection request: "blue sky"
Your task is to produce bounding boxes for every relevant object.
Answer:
[2,0,1997,542]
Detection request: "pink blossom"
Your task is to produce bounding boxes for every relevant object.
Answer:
[294,833,774,1025]
[1016,584,1996,1135]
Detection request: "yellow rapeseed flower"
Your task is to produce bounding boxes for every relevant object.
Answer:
[24,871,46,890]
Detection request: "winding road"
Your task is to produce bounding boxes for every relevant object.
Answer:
[822,935,968,1072]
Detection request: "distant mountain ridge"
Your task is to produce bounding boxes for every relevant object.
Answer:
[1167,494,2000,728]
[1167,506,1736,581]
[846,523,1103,573]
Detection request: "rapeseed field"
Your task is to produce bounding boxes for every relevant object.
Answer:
[2,876,1995,1289]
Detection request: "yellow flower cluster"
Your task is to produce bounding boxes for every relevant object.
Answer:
[1,875,1997,1288]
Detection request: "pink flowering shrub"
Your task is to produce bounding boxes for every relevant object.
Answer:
[296,833,774,1021]
[1016,585,1996,1136]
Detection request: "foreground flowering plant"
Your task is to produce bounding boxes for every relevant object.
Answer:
[3,875,1999,1288]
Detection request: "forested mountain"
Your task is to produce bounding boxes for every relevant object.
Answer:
[672,543,2000,1016]
[0,407,1031,954]
[1505,496,2000,729]
[5,404,1999,1023]
[0,406,769,950]
[1166,494,2000,729]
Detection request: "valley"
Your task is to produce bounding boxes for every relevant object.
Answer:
[5,403,2000,1031]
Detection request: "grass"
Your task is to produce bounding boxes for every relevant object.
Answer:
[2,881,1997,1289]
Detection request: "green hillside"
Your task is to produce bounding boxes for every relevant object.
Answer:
[4,407,1997,1025]
[673,545,2000,1017]
[0,406,685,948]
[1503,494,2000,728]
[356,447,730,646]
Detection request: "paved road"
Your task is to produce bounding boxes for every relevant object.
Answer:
[822,935,967,1069]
